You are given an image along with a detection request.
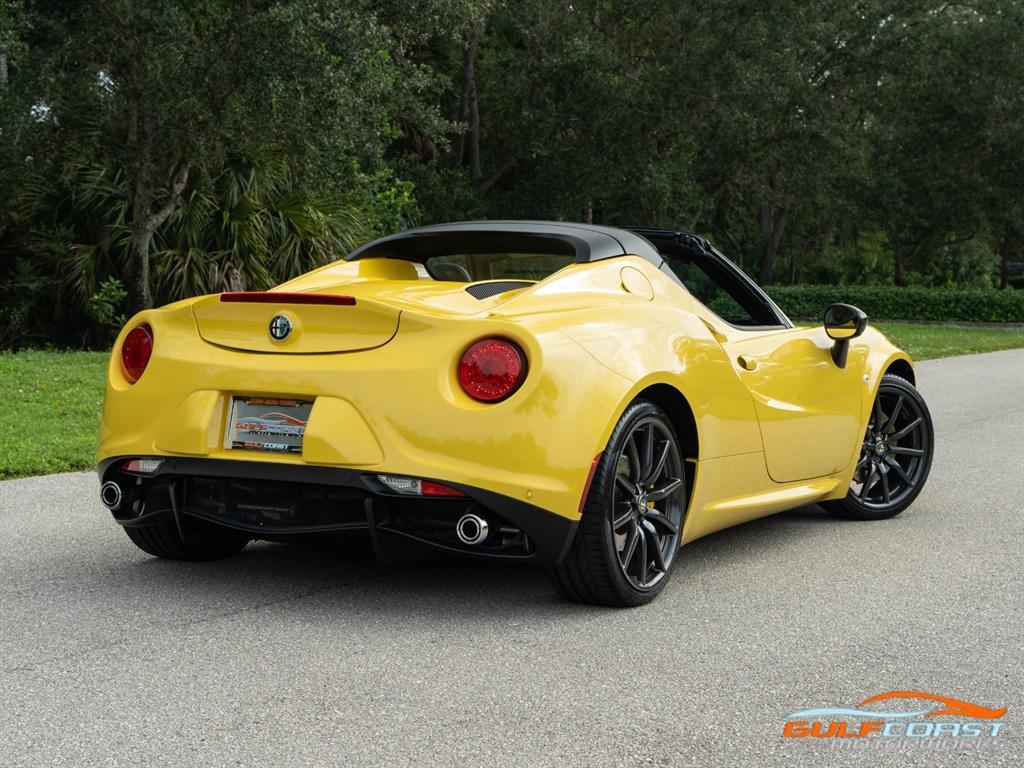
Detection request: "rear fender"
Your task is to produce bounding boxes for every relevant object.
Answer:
[552,303,763,462]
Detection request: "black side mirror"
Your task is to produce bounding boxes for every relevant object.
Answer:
[823,303,868,369]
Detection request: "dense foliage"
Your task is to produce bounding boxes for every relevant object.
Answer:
[767,286,1024,324]
[2,0,1022,347]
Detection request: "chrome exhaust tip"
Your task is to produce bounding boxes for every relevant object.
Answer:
[456,513,490,546]
[100,481,123,510]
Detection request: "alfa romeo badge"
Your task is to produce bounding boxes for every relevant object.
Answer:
[269,313,293,342]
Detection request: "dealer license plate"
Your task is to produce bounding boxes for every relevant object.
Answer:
[225,396,314,454]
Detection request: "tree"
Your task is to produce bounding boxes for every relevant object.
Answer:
[846,1,1024,286]
[434,2,707,226]
[970,1,1024,288]
[9,0,473,314]
[420,0,894,279]
[0,0,31,231]
[6,0,1024,347]
[14,154,373,318]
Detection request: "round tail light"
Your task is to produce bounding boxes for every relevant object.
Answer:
[121,324,153,383]
[458,339,526,402]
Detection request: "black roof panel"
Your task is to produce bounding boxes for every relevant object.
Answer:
[346,220,665,266]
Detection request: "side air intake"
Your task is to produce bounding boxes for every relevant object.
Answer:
[464,281,533,300]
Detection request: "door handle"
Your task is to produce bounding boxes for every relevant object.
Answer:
[737,354,757,371]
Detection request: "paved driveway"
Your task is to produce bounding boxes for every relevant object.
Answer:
[1,349,1021,767]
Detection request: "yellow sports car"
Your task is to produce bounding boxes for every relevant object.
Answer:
[97,222,933,606]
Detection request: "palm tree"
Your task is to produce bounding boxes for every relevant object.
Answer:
[13,155,373,334]
[154,158,370,305]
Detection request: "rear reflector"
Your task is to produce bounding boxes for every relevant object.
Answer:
[421,480,467,497]
[220,292,356,306]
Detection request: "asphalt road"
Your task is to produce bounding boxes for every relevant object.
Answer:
[1,349,1021,768]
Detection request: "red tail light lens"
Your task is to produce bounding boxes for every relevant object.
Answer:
[420,480,467,497]
[458,339,526,402]
[121,324,153,383]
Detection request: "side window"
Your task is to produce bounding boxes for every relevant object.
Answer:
[666,260,750,322]
[665,256,785,328]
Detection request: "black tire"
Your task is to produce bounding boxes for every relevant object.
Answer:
[547,401,686,607]
[123,517,250,561]
[822,374,933,521]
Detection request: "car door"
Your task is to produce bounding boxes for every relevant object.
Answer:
[655,241,864,484]
[719,326,864,483]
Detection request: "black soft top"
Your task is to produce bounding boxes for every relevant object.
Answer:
[345,220,696,267]
[345,220,789,327]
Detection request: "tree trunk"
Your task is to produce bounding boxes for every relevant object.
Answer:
[758,190,793,285]
[459,18,520,195]
[451,21,483,172]
[126,225,154,314]
[997,223,1020,290]
[126,164,190,315]
[893,250,905,286]
[469,80,482,183]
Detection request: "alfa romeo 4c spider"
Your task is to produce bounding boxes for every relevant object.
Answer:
[97,221,933,606]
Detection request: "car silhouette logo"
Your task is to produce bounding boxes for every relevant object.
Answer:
[269,314,292,342]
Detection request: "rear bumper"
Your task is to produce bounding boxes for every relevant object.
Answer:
[98,456,578,564]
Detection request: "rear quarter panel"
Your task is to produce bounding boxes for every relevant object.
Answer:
[504,257,764,461]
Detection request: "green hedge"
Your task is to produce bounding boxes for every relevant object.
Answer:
[765,285,1024,323]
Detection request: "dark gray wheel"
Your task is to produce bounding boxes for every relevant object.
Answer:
[123,517,249,561]
[548,401,686,607]
[823,374,933,520]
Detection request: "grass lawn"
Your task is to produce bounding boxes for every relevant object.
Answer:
[873,322,1024,360]
[1,323,1022,480]
[0,350,109,480]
